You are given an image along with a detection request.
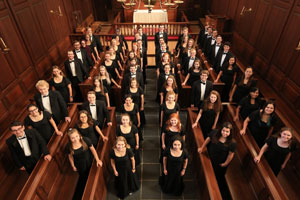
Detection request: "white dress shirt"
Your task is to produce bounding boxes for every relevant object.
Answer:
[17,133,32,156]
[75,50,83,62]
[69,60,77,76]
[215,45,220,56]
[189,57,195,69]
[89,103,97,120]
[220,52,227,66]
[200,82,206,101]
[211,38,216,45]
[41,94,52,114]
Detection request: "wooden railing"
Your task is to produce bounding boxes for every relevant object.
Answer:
[82,107,116,200]
[186,108,222,200]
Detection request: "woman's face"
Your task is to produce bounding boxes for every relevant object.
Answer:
[129,52,134,58]
[172,140,182,150]
[70,132,80,143]
[194,61,200,69]
[85,35,90,41]
[250,90,259,99]
[94,79,100,87]
[167,94,175,102]
[170,117,178,126]
[79,113,88,123]
[280,130,292,142]
[164,66,171,73]
[210,94,217,104]
[130,80,137,88]
[125,97,132,105]
[188,39,194,47]
[221,127,231,138]
[264,104,274,115]
[105,54,110,60]
[52,68,60,76]
[112,40,116,46]
[81,40,86,47]
[229,57,235,65]
[100,68,105,75]
[183,36,189,43]
[167,78,173,86]
[121,116,130,125]
[163,55,169,62]
[116,141,125,150]
[245,68,253,78]
[28,106,39,116]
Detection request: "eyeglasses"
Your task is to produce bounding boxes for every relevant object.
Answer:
[11,127,23,132]
[28,108,38,113]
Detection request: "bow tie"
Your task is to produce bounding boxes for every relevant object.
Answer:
[43,94,49,98]
[90,104,96,106]
[223,52,227,55]
[69,60,75,63]
[190,57,195,60]
[17,136,26,140]
[131,73,136,76]
[75,50,81,53]
[201,81,206,85]
[216,44,220,46]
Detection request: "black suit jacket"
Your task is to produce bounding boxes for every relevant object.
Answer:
[64,58,89,82]
[191,80,213,108]
[214,51,233,72]
[209,43,223,65]
[155,32,168,47]
[81,100,111,128]
[118,34,128,49]
[204,37,216,56]
[182,56,199,74]
[91,34,103,52]
[197,28,206,48]
[6,129,49,171]
[73,48,93,70]
[123,72,144,90]
[34,91,68,123]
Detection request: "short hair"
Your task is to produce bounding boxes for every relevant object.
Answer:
[73,40,80,45]
[223,42,231,47]
[87,91,96,96]
[138,25,143,30]
[35,80,49,89]
[201,70,209,76]
[10,121,23,130]
[183,26,188,31]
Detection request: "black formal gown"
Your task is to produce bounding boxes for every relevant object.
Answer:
[116,125,140,166]
[264,137,296,176]
[162,127,185,149]
[220,64,237,101]
[75,121,99,147]
[110,148,139,199]
[238,96,262,120]
[49,77,71,103]
[232,77,257,103]
[198,103,217,138]
[160,148,188,196]
[160,87,178,103]
[186,68,201,86]
[125,87,146,125]
[120,104,140,127]
[160,102,180,127]
[24,111,54,143]
[104,61,117,80]
[248,110,276,147]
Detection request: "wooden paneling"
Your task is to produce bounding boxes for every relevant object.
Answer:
[0,53,16,89]
[4,84,24,105]
[21,68,38,91]
[289,55,300,86]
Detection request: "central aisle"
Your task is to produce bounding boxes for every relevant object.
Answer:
[106,68,199,200]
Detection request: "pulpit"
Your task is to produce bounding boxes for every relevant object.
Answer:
[133,9,168,23]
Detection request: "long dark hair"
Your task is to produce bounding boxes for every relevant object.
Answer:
[78,110,94,127]
[261,100,276,117]
[203,90,223,112]
[238,66,254,87]
[212,122,234,146]
[67,128,88,155]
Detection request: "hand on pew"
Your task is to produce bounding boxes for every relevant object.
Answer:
[240,129,246,135]
[69,96,73,103]
[88,76,92,80]
[72,166,77,171]
[65,117,71,123]
[114,170,119,176]
[107,122,112,126]
[96,159,103,167]
[55,130,63,136]
[19,166,26,171]
[192,122,198,128]
[198,147,203,153]
[220,163,228,167]
[44,154,52,162]
[254,156,261,163]
[102,136,108,142]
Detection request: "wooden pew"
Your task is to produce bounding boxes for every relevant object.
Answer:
[82,107,117,199]
[186,108,222,200]
[222,104,290,199]
[17,104,79,200]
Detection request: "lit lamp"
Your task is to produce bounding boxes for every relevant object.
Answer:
[163,0,183,9]
[118,0,136,9]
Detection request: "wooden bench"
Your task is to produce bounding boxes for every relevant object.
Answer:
[222,104,290,199]
[82,107,117,199]
[186,108,222,199]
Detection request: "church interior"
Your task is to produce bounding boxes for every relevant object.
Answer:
[0,0,300,199]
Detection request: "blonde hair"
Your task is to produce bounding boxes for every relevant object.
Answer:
[35,80,49,89]
[52,65,64,78]
[67,128,88,155]
[114,136,131,149]
[99,65,111,85]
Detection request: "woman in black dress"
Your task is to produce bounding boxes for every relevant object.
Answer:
[160,91,180,128]
[160,75,178,105]
[234,87,262,121]
[109,46,123,75]
[215,56,238,101]
[49,66,73,103]
[91,76,110,107]
[110,136,139,199]
[75,110,108,147]
[175,34,189,62]
[198,122,236,196]
[156,53,175,78]
[162,113,185,150]
[116,113,140,166]
[67,128,102,198]
[160,136,188,196]
[103,52,119,80]
[254,127,296,176]
[192,90,223,138]
[85,34,100,61]
[240,100,276,147]
[24,104,62,143]
[181,59,202,86]
[81,39,97,65]
[157,64,174,101]
[229,66,257,103]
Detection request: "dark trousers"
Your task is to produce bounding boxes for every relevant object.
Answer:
[70,76,83,102]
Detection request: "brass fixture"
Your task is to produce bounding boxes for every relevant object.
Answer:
[240,6,252,16]
[0,37,10,53]
[50,6,63,17]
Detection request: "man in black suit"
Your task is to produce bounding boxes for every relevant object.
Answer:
[82,91,112,128]
[209,35,223,65]
[175,26,192,51]
[155,42,171,66]
[197,23,210,49]
[182,48,198,74]
[34,80,70,124]
[123,64,144,90]
[116,28,128,50]
[73,40,93,72]
[203,29,218,56]
[213,42,233,73]
[64,50,90,102]
[137,25,148,50]
[155,25,168,48]
[191,70,213,108]
[137,39,148,83]
[201,26,213,51]
[6,121,51,173]
[86,27,103,53]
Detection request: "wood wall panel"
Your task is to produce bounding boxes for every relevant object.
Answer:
[36,56,51,78]
[226,0,239,20]
[265,64,285,91]
[14,7,46,61]
[253,53,269,76]
[0,54,16,89]
[255,2,292,60]
[4,84,24,106]
[282,79,300,106]
[289,55,300,86]
[12,0,27,6]
[21,69,38,91]
[0,1,6,11]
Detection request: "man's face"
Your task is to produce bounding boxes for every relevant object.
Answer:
[11,125,25,138]
[224,45,230,52]
[87,94,96,104]
[201,73,208,82]
[191,50,196,57]
[159,26,164,32]
[130,66,136,73]
[87,28,92,36]
[68,51,74,60]
[38,86,49,96]
[74,42,80,50]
